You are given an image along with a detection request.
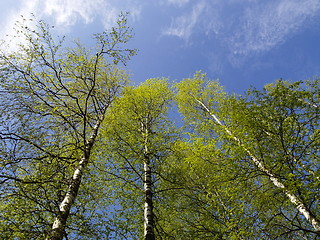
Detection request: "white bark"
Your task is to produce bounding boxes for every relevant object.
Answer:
[195,98,320,233]
[142,120,155,240]
[46,120,101,240]
[144,159,155,240]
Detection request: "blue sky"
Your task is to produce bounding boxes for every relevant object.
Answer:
[1,0,320,93]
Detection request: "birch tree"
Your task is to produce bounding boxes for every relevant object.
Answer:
[0,14,135,239]
[175,72,320,239]
[101,78,176,239]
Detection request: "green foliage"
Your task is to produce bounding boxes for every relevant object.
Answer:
[0,14,135,239]
[96,78,177,239]
[0,15,319,239]
[175,74,320,239]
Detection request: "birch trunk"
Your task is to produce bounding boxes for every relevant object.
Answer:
[142,121,155,240]
[46,120,101,240]
[144,157,155,240]
[195,98,320,233]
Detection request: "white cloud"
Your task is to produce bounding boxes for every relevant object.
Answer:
[229,0,320,56]
[2,0,320,65]
[163,1,207,41]
[41,0,141,30]
[163,0,320,66]
[1,0,142,36]
[43,0,106,26]
[0,0,143,53]
[0,0,41,51]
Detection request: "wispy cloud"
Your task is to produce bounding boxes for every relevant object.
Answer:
[229,0,320,56]
[163,0,320,65]
[163,1,207,41]
[2,0,319,66]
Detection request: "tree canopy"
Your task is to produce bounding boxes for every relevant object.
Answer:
[0,16,319,240]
